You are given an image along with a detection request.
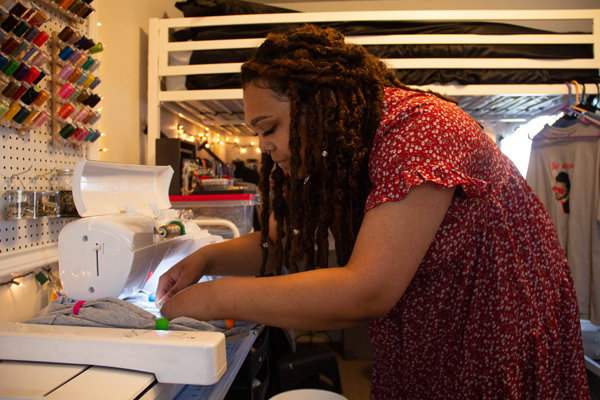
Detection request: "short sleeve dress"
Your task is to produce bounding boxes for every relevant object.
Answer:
[365,87,589,399]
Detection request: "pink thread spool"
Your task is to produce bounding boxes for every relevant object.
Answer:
[57,83,74,99]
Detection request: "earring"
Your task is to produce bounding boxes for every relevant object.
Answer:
[322,150,328,157]
[266,150,270,156]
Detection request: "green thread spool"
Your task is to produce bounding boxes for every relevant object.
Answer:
[2,59,19,77]
[12,106,30,124]
[88,42,103,54]
[59,123,76,139]
[81,56,94,70]
[12,22,29,37]
[0,100,10,119]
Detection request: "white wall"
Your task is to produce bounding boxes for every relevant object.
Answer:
[95,0,183,165]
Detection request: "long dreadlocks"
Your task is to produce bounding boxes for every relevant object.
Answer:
[241,24,455,276]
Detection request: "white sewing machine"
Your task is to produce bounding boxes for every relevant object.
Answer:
[0,161,258,399]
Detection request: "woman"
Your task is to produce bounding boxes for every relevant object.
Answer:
[158,25,589,398]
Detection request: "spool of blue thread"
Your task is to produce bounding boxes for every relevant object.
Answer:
[75,72,88,86]
[58,46,75,61]
[89,129,101,143]
[88,77,100,90]
[0,53,9,71]
[21,46,37,62]
[23,26,40,43]
[75,36,88,50]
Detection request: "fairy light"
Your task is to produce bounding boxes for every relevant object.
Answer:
[99,148,108,152]
[97,22,101,26]
[220,141,224,146]
[225,137,229,142]
[100,133,105,136]
[250,141,255,146]
[241,147,247,153]
[256,148,261,153]
[205,143,210,148]
[234,138,239,143]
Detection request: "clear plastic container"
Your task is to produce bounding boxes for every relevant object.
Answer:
[40,190,59,217]
[6,190,42,219]
[170,194,255,237]
[56,168,73,190]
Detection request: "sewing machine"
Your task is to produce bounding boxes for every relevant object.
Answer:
[0,161,259,399]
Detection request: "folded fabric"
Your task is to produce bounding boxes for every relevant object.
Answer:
[25,296,256,337]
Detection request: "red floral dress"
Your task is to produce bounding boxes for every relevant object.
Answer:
[365,87,589,399]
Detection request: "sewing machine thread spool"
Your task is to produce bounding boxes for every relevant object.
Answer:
[158,221,185,238]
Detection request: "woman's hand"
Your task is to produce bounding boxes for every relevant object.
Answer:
[155,250,207,308]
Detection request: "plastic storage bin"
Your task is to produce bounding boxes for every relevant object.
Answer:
[170,194,255,237]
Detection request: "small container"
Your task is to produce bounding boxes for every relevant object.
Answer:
[40,190,59,217]
[56,168,73,190]
[6,190,42,219]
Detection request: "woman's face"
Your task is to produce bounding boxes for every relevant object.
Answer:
[243,81,308,178]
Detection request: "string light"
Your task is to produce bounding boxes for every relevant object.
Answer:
[234,138,239,143]
[99,148,108,152]
[205,143,210,148]
[241,147,247,153]
[220,141,224,146]
[250,142,255,146]
[0,266,53,288]
[97,22,101,26]
[256,148,261,153]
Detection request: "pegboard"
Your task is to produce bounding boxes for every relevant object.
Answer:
[0,0,98,279]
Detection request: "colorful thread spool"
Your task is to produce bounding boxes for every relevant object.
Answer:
[30,51,48,68]
[88,112,100,125]
[28,11,49,27]
[11,82,28,100]
[0,52,9,70]
[0,99,10,118]
[58,0,75,9]
[1,37,19,54]
[72,53,87,69]
[65,86,81,103]
[75,90,89,103]
[1,79,18,97]
[11,41,28,58]
[2,59,19,77]
[30,109,48,128]
[22,26,39,42]
[11,63,29,81]
[31,89,48,107]
[31,31,48,47]
[87,60,99,73]
[75,3,89,17]
[3,100,20,119]
[74,71,88,86]
[66,69,81,84]
[57,83,74,99]
[66,49,80,63]
[20,45,37,62]
[8,1,27,17]
[72,107,88,122]
[81,5,94,19]
[0,13,17,31]
[80,56,94,70]
[66,31,80,45]
[12,21,29,37]
[19,84,37,104]
[21,104,37,125]
[81,74,94,88]
[57,64,74,80]
[58,46,74,62]
[81,110,94,124]
[89,129,101,143]
[82,39,95,51]
[57,103,75,120]
[12,104,30,124]
[59,123,75,138]
[88,42,103,54]
[22,66,39,84]
[32,68,46,85]
[88,77,100,90]
[57,26,74,42]
[68,0,83,13]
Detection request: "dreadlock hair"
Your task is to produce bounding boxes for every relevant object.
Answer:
[242,24,456,276]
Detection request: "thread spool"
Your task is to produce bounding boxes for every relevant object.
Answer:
[88,129,100,143]
[57,26,74,42]
[81,5,93,19]
[1,37,19,54]
[21,66,38,84]
[86,94,100,108]
[81,110,94,124]
[31,88,47,106]
[66,49,80,64]
[57,46,73,62]
[11,62,29,80]
[81,74,94,88]
[12,21,28,37]
[28,10,48,27]
[70,123,83,139]
[66,31,80,45]
[0,52,8,70]
[72,107,87,122]
[30,50,48,67]
[31,31,48,47]
[65,86,80,103]
[87,60,99,73]
[57,64,73,80]
[74,71,87,86]
[68,0,83,13]
[19,84,37,104]
[58,0,75,9]
[20,45,36,62]
[75,3,88,17]
[22,26,39,42]
[30,109,47,128]
[8,1,27,17]
[10,41,28,58]
[32,68,46,84]
[158,222,185,238]
[88,77,100,90]
[58,122,75,138]
[57,103,75,120]
[72,53,87,69]
[1,79,18,97]
[0,13,17,31]
[82,39,95,51]
[21,4,35,20]
[10,82,28,100]
[2,59,19,76]
[0,99,9,118]
[3,100,19,119]
[88,42,103,54]
[16,44,32,60]
[21,104,37,124]
[80,56,94,70]
[12,104,29,123]
[66,69,81,84]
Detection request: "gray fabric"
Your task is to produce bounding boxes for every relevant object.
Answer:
[25,296,256,337]
[527,121,600,324]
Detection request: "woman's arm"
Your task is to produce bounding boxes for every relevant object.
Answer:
[160,182,455,329]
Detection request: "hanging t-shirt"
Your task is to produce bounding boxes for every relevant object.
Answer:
[526,121,600,324]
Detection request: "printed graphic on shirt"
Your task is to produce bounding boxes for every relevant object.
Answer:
[551,162,573,214]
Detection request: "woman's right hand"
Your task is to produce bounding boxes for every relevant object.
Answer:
[155,250,208,309]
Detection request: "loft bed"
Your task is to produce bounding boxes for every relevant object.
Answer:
[147,5,600,165]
